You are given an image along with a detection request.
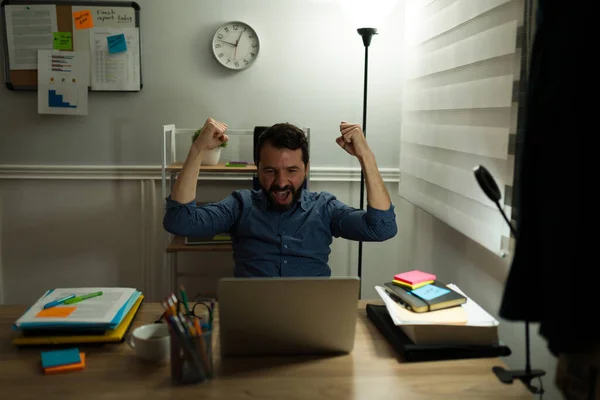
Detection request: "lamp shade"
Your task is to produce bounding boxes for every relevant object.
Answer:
[338,0,398,29]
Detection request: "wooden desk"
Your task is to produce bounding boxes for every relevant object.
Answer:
[0,301,533,399]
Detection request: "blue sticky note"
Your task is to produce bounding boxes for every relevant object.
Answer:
[41,348,81,368]
[411,285,450,301]
[107,33,127,54]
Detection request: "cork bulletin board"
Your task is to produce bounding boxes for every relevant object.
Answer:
[1,0,141,91]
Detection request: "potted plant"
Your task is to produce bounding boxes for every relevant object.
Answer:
[192,129,228,165]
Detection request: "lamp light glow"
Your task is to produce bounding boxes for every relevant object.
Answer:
[338,0,398,29]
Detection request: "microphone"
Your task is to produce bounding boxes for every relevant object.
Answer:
[473,165,546,396]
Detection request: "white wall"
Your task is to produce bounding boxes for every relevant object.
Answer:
[0,0,403,169]
[0,0,560,398]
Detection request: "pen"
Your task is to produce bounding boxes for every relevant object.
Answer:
[64,291,102,304]
[179,285,191,314]
[43,294,75,309]
[193,316,212,376]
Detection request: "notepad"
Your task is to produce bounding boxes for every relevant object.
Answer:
[44,353,86,374]
[384,280,466,313]
[41,348,81,368]
[394,270,436,285]
[411,285,450,301]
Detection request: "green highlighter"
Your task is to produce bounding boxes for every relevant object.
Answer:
[64,291,103,305]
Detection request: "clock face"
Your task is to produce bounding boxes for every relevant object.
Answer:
[212,21,260,70]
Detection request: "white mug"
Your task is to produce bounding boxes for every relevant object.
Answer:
[128,323,170,363]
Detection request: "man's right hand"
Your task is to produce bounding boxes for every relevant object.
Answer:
[192,118,228,152]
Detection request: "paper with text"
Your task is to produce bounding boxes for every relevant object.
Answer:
[37,50,89,115]
[89,27,140,91]
[15,287,136,326]
[71,5,135,81]
[4,4,57,70]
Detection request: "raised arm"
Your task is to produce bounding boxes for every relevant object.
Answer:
[171,117,229,204]
[335,121,392,211]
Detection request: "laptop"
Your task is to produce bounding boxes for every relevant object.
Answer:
[217,277,360,356]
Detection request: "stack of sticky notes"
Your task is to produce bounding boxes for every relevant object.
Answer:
[392,270,436,290]
[41,348,86,375]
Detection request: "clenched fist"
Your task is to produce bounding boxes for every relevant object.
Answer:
[336,121,371,159]
[192,117,229,152]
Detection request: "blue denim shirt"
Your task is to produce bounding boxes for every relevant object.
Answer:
[163,189,397,277]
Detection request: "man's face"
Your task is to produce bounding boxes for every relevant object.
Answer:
[258,142,308,212]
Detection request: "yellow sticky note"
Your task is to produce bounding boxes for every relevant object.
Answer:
[36,306,77,318]
[73,10,94,30]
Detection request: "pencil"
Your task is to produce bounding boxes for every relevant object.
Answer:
[193,317,212,376]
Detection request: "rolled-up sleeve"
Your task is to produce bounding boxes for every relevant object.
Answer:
[329,198,397,242]
[162,194,241,237]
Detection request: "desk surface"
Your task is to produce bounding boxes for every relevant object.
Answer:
[0,301,532,399]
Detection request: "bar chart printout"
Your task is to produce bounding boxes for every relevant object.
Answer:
[37,50,89,115]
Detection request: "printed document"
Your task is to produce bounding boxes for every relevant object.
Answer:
[89,27,140,90]
[37,50,89,115]
[4,4,57,69]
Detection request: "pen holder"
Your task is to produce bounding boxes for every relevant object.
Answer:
[169,324,213,385]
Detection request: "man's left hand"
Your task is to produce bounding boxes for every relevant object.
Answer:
[336,121,372,159]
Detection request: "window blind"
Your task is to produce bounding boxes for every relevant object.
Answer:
[399,0,527,256]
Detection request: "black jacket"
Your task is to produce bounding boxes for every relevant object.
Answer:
[499,0,587,356]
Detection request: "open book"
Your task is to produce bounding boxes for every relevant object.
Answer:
[14,287,140,330]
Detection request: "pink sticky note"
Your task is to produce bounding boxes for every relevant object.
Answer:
[394,270,436,285]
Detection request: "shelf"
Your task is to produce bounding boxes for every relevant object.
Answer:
[166,162,257,173]
[166,235,233,253]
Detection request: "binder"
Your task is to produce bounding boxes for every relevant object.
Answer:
[366,304,511,362]
[12,295,144,346]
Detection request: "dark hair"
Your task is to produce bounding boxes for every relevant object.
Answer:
[254,123,309,166]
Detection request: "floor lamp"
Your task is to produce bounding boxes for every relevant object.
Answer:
[341,0,397,297]
[356,27,377,292]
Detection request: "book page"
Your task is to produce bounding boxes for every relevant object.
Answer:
[15,287,136,326]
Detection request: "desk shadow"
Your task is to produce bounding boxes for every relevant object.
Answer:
[215,353,348,378]
[358,309,405,363]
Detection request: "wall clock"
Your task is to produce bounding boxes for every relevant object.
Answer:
[212,21,260,70]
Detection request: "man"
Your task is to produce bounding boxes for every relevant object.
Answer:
[163,118,397,277]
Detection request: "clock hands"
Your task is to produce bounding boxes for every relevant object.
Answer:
[218,39,236,46]
[234,28,246,60]
[235,28,246,46]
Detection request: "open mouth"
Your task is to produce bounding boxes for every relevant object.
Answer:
[271,190,291,204]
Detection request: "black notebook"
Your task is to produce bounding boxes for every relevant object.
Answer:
[384,280,467,313]
[366,304,511,362]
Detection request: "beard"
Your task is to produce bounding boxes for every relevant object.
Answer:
[263,181,305,212]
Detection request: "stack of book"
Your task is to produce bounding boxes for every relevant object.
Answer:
[11,287,143,346]
[374,270,499,346]
[383,270,467,313]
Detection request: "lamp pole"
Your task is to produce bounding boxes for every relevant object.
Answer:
[356,28,377,296]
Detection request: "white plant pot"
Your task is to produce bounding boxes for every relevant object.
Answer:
[201,147,222,165]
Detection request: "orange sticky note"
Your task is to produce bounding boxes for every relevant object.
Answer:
[44,353,86,374]
[73,10,94,29]
[35,306,77,318]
